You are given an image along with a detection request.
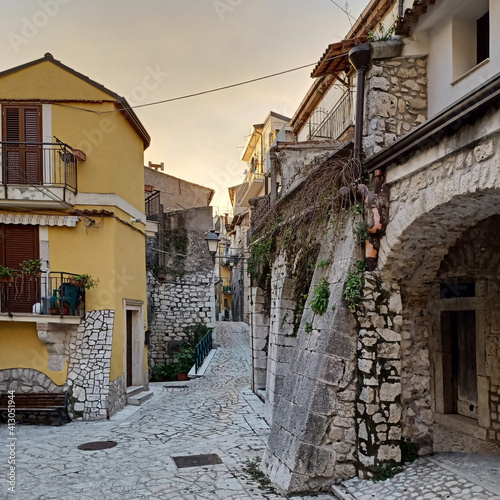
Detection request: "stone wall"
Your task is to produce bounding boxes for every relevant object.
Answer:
[364,55,427,157]
[0,369,62,393]
[66,310,116,420]
[249,285,270,392]
[148,271,216,367]
[354,272,405,475]
[262,220,360,494]
[263,251,298,424]
[108,374,126,417]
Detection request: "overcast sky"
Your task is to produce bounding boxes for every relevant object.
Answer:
[0,0,367,213]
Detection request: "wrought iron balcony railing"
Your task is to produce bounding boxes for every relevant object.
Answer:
[308,90,355,141]
[145,190,161,221]
[0,141,78,194]
[0,272,86,317]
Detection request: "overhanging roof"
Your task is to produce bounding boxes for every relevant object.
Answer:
[0,53,151,150]
[311,37,367,79]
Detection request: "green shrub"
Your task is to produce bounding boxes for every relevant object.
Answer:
[151,362,178,381]
[310,278,330,315]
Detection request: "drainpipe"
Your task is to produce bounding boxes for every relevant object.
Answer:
[399,0,404,19]
[348,44,371,178]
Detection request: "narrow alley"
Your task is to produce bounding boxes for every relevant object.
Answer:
[2,322,332,500]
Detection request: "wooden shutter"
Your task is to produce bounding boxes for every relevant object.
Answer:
[2,105,42,184]
[0,224,40,313]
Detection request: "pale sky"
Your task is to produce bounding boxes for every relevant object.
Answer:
[0,0,367,213]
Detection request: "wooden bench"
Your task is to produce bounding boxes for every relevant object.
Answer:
[0,392,71,426]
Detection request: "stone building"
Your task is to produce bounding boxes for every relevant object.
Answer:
[244,0,500,494]
[145,168,216,369]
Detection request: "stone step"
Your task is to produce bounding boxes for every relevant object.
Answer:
[127,390,154,406]
[126,385,145,398]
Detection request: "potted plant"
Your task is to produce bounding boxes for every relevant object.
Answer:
[20,258,42,276]
[176,344,195,381]
[69,274,99,289]
[368,19,403,59]
[0,265,14,283]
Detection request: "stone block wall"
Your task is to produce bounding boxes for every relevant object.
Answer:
[364,56,427,157]
[249,285,270,391]
[262,220,360,494]
[263,251,298,423]
[0,369,62,393]
[148,271,216,367]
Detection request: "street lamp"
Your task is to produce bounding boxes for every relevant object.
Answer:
[205,229,220,258]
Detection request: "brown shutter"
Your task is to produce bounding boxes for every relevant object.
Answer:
[2,105,42,184]
[1,224,40,313]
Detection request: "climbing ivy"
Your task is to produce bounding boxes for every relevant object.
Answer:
[344,261,366,310]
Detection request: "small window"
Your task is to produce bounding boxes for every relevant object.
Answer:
[440,280,475,299]
[477,12,489,64]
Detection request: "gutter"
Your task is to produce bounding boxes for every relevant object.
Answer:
[366,71,500,173]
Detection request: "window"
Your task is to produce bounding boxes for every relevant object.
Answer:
[477,12,489,64]
[452,1,489,80]
[0,224,40,313]
[1,105,42,184]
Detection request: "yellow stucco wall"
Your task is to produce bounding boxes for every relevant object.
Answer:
[0,323,67,385]
[0,58,149,386]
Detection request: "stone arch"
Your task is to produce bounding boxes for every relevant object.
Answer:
[377,134,500,449]
[0,368,65,393]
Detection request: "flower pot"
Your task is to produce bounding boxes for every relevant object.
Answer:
[177,373,189,381]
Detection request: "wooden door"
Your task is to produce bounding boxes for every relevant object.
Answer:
[441,310,477,419]
[126,310,133,387]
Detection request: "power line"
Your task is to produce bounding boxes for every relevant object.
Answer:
[330,0,354,29]
[52,52,352,116]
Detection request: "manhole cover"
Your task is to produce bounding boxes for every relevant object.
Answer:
[164,384,189,391]
[77,440,117,451]
[172,453,222,468]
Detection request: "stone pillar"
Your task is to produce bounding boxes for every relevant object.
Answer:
[265,251,298,424]
[250,284,270,392]
[355,272,403,477]
[364,56,428,157]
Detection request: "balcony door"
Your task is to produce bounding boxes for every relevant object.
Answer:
[2,105,42,184]
[0,224,40,313]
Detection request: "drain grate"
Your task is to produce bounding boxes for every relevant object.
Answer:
[164,385,189,390]
[77,440,117,451]
[172,453,222,468]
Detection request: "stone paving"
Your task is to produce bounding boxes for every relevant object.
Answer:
[334,425,500,500]
[0,322,333,500]
[2,321,500,499]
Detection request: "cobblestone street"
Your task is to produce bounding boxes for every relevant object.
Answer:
[0,322,332,500]
[2,321,500,499]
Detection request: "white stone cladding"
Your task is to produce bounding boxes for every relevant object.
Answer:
[66,310,116,421]
[0,369,62,393]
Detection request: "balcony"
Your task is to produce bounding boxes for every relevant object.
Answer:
[235,164,265,209]
[0,142,79,209]
[0,272,85,322]
[308,90,355,141]
[145,190,161,221]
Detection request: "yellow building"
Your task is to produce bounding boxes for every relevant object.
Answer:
[0,53,155,419]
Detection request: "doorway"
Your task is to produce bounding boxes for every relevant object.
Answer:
[441,310,478,419]
[123,300,145,388]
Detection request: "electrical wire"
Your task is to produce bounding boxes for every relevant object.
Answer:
[52,52,353,116]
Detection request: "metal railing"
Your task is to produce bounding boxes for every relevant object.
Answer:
[145,190,161,220]
[250,193,272,233]
[308,90,355,141]
[194,328,213,374]
[0,142,78,193]
[0,272,86,317]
